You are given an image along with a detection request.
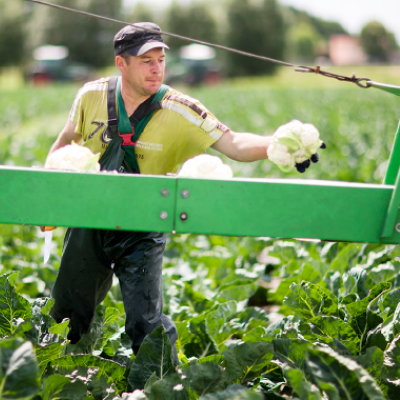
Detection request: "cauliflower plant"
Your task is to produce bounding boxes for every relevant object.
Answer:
[45,142,101,172]
[267,120,324,173]
[178,154,233,179]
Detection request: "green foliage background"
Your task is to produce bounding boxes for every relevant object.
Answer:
[164,1,218,51]
[0,0,352,75]
[225,0,285,76]
[360,21,398,62]
[2,0,398,79]
[27,0,122,68]
[0,0,25,68]
[1,68,400,398]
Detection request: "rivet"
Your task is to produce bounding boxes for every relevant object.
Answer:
[396,223,400,233]
[181,189,190,199]
[180,212,188,221]
[161,188,169,197]
[159,211,168,220]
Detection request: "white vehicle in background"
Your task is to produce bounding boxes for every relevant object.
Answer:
[25,45,94,84]
[165,44,221,86]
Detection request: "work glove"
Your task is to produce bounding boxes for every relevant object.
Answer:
[267,120,326,173]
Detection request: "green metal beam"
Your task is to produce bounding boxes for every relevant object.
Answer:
[381,151,400,238]
[2,165,400,244]
[0,166,176,232]
[367,81,400,97]
[384,121,400,185]
[175,177,397,243]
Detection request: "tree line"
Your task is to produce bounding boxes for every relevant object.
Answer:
[0,0,398,76]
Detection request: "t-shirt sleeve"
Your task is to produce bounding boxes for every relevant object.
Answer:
[161,91,230,163]
[69,86,86,137]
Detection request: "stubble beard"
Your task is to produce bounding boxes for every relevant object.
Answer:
[132,78,162,98]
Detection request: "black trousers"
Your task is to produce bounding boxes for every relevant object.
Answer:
[50,228,178,356]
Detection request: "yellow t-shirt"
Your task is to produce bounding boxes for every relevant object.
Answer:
[69,77,230,175]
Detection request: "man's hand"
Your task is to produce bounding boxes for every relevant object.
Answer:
[295,141,326,172]
[267,120,326,173]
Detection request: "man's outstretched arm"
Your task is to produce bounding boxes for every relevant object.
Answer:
[210,130,272,162]
[211,121,325,174]
[47,118,82,158]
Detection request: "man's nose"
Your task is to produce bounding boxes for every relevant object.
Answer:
[151,61,162,73]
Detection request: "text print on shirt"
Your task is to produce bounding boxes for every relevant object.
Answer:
[88,120,112,144]
[136,141,163,151]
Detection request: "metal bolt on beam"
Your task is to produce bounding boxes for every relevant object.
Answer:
[159,211,168,220]
[181,189,190,199]
[396,223,400,233]
[161,188,169,197]
[180,212,188,221]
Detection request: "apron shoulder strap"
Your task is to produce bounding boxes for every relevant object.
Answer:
[133,84,170,141]
[107,76,119,135]
[154,84,169,102]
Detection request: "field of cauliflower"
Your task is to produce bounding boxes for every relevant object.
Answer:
[1,70,400,399]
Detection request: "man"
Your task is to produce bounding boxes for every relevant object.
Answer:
[45,22,318,362]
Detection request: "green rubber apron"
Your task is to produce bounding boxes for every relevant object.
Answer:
[99,76,168,173]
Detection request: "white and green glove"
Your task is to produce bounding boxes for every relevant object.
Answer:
[267,120,326,173]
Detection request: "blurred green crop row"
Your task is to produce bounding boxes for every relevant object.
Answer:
[194,77,400,183]
[1,72,400,399]
[2,70,400,182]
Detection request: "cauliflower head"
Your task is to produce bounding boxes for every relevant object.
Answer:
[178,154,233,179]
[267,120,323,172]
[266,143,294,172]
[45,142,101,172]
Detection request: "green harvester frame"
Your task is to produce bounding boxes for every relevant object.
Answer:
[2,81,400,244]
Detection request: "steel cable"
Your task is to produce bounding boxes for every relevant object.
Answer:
[26,0,371,88]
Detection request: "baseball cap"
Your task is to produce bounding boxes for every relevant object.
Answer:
[114,22,169,57]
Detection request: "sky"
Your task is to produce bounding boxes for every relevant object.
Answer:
[279,0,400,41]
[124,0,400,43]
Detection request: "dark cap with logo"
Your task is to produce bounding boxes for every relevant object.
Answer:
[114,22,169,57]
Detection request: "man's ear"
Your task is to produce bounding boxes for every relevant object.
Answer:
[115,56,125,73]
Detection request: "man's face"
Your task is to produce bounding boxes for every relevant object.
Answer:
[117,48,165,97]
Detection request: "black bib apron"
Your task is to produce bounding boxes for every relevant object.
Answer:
[50,78,178,362]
